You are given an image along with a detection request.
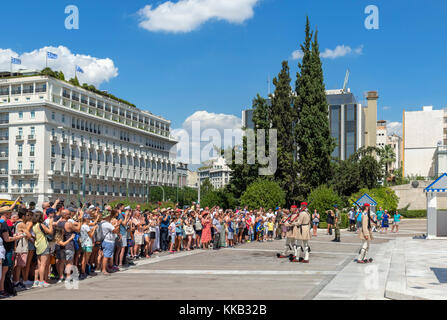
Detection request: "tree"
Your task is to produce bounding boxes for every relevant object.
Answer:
[240,179,285,210]
[270,61,298,205]
[226,94,271,199]
[378,145,396,181]
[69,76,80,86]
[58,71,65,81]
[200,178,214,196]
[295,17,335,197]
[330,146,384,197]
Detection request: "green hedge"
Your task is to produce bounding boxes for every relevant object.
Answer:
[399,209,427,218]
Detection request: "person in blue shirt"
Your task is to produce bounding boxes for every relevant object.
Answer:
[391,211,401,233]
[159,209,171,251]
[355,208,363,233]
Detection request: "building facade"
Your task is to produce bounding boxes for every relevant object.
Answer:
[403,106,444,178]
[376,120,387,148]
[363,91,379,149]
[198,156,232,189]
[0,72,178,207]
[387,134,402,172]
[326,89,364,160]
[242,109,254,130]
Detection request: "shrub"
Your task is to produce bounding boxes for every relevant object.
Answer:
[308,185,343,224]
[349,187,399,212]
[240,179,285,210]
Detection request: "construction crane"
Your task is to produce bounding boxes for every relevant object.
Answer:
[342,69,350,93]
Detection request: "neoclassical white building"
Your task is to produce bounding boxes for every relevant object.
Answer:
[0,71,178,207]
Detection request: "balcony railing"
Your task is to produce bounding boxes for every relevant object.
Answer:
[11,188,21,193]
[23,169,38,175]
[16,135,24,141]
[28,135,36,140]
[11,170,21,175]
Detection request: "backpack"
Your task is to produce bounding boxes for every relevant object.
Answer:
[4,268,17,296]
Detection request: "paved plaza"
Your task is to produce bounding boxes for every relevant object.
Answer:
[9,219,436,300]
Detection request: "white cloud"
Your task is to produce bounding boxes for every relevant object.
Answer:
[382,106,390,111]
[291,44,363,60]
[137,0,260,33]
[172,110,242,164]
[291,49,304,60]
[0,46,118,87]
[387,121,402,136]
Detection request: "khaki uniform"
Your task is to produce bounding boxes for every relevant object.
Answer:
[296,210,311,261]
[281,213,299,257]
[358,213,374,261]
[334,209,341,241]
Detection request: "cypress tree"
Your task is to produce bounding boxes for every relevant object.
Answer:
[271,61,298,204]
[295,18,335,197]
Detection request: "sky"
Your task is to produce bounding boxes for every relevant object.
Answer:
[1,0,447,161]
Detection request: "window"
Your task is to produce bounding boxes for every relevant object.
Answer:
[30,144,35,156]
[18,144,23,156]
[30,127,35,136]
[18,161,22,171]
[51,161,55,171]
[51,128,55,136]
[18,112,23,120]
[62,114,65,123]
[18,180,22,188]
[30,111,35,119]
[18,127,23,136]
[51,145,55,157]
[30,160,35,170]
[51,112,55,120]
[30,180,35,189]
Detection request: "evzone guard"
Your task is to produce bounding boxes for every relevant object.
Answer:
[276,205,299,259]
[357,203,374,263]
[289,202,311,263]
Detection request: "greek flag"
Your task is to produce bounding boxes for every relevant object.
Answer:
[76,65,84,73]
[11,57,21,65]
[47,52,58,59]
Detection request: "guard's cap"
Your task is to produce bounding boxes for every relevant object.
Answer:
[301,202,308,206]
[291,205,297,209]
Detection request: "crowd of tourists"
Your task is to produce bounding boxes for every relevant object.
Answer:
[0,198,289,298]
[0,196,401,298]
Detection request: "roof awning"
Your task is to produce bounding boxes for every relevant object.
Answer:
[355,193,378,206]
[425,173,447,192]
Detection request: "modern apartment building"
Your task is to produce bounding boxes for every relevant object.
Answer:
[403,106,444,178]
[198,156,232,189]
[0,71,178,207]
[326,89,364,160]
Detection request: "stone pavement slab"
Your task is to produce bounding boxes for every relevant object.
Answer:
[385,238,447,300]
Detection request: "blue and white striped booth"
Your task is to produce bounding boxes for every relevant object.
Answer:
[424,173,447,239]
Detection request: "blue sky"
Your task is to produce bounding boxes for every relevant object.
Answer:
[2,0,447,133]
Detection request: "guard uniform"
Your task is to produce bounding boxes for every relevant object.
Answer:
[332,206,341,242]
[290,202,311,263]
[358,204,374,263]
[277,206,298,258]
